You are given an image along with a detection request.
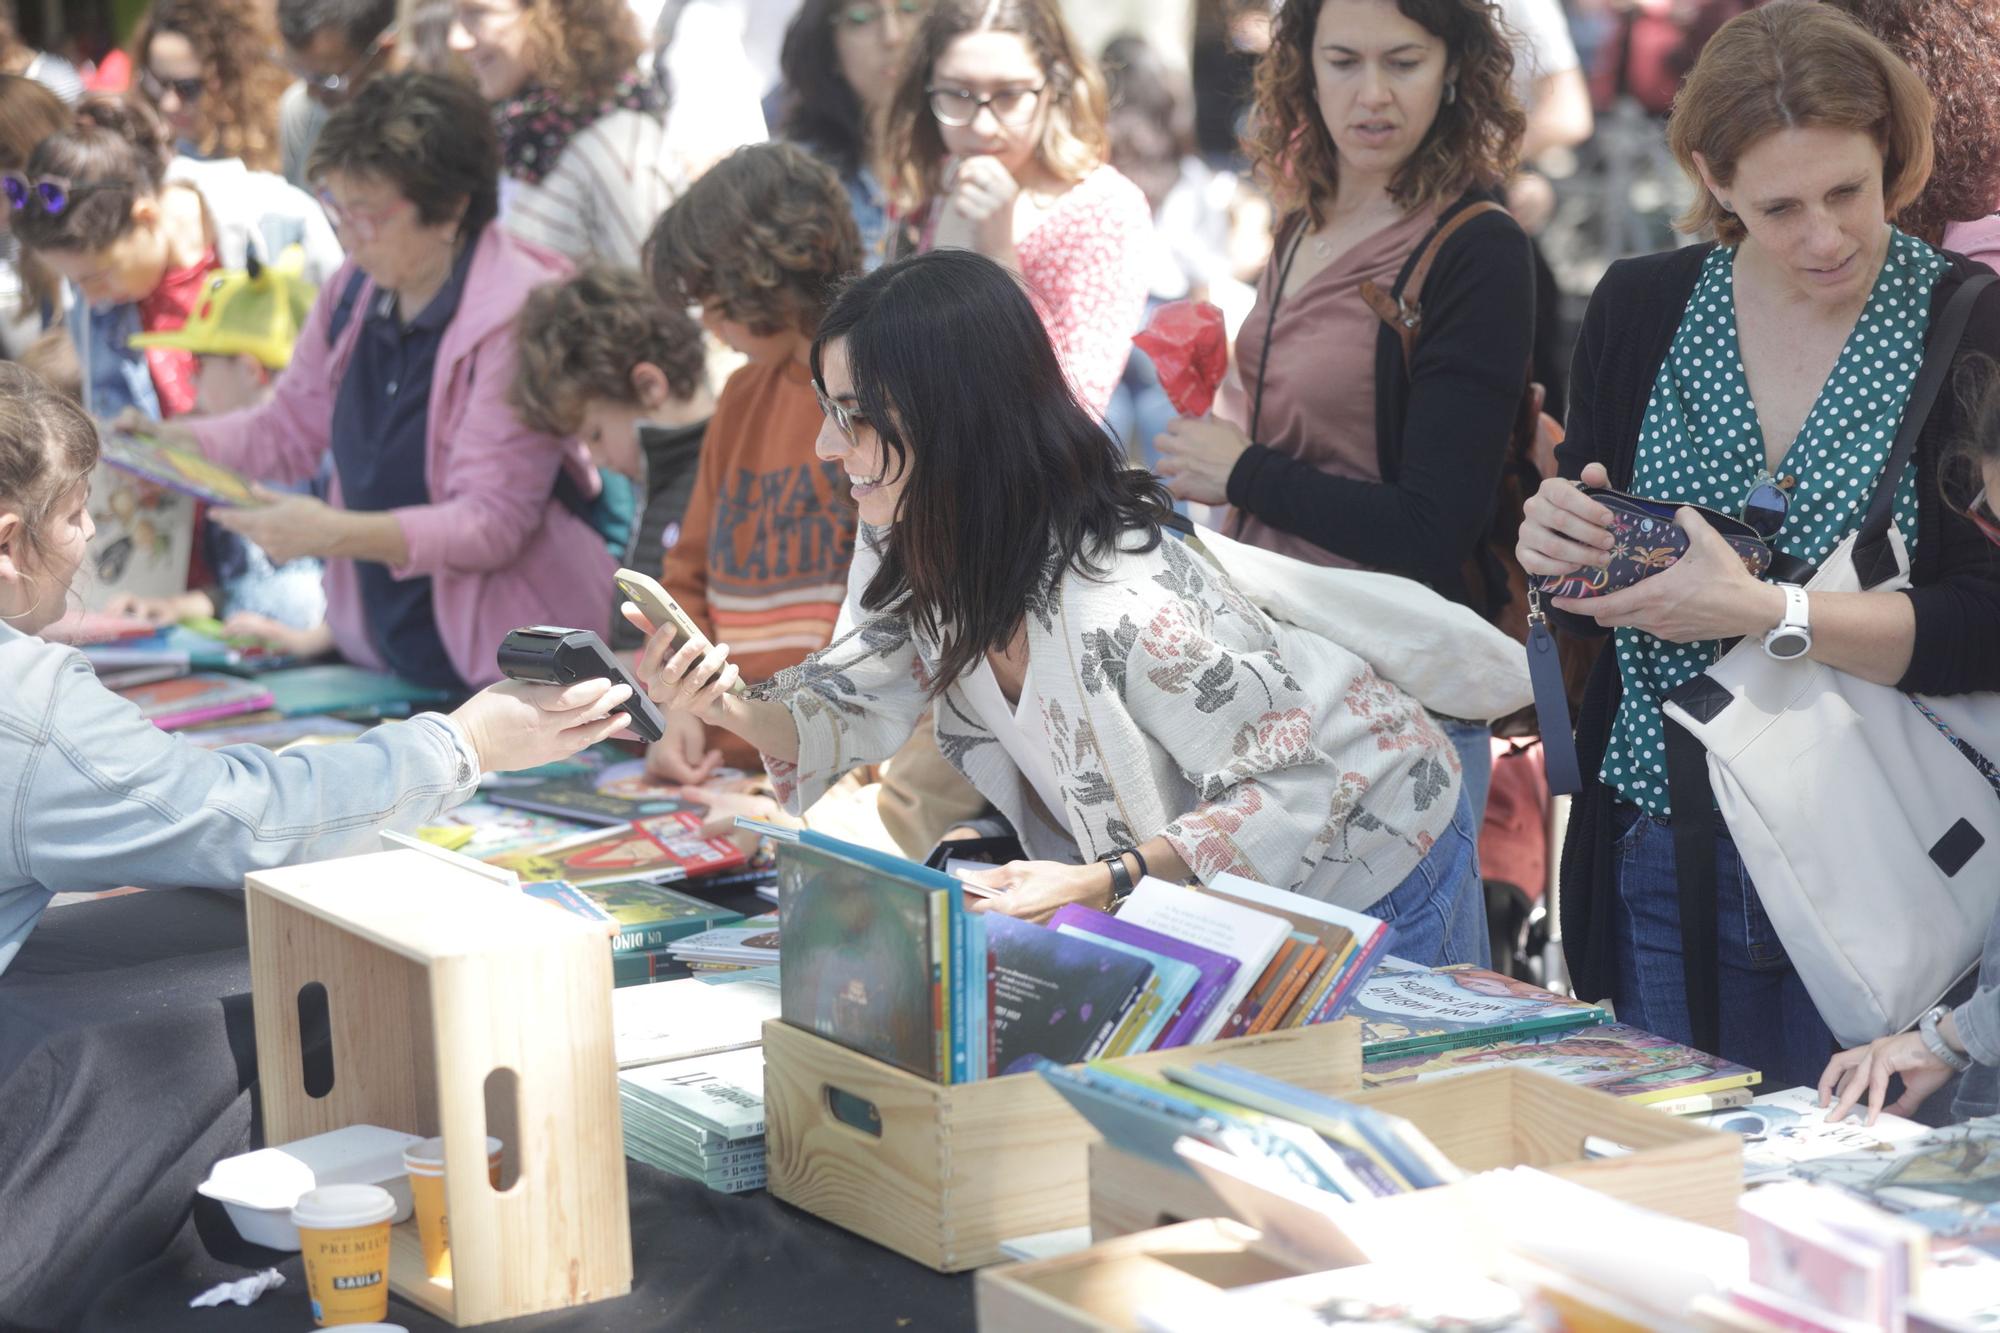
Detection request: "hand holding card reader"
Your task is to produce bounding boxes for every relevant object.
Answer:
[496,626,665,743]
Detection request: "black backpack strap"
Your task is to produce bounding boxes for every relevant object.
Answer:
[325,268,369,348]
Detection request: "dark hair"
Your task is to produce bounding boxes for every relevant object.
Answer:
[276,0,397,54]
[307,71,499,239]
[14,96,170,255]
[1101,33,1190,215]
[511,265,709,436]
[1247,0,1523,227]
[131,0,288,172]
[1825,0,2000,248]
[645,141,860,337]
[810,249,1173,694]
[0,74,69,315]
[778,0,869,179]
[882,0,1110,215]
[0,361,99,575]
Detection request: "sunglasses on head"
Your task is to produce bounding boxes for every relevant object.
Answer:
[139,67,206,104]
[0,174,132,216]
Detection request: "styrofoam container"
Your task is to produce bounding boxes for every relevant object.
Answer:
[197,1125,423,1250]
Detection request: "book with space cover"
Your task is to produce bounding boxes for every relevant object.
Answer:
[485,811,746,886]
[485,758,699,826]
[1115,877,1292,1044]
[99,427,262,506]
[1349,965,1608,1059]
[984,912,1154,1076]
[1048,904,1237,1051]
[1200,873,1396,1027]
[1361,1021,1759,1111]
[117,672,275,729]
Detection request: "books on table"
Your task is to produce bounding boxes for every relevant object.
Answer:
[612,974,781,1069]
[1048,905,1237,1053]
[416,797,595,861]
[485,812,746,886]
[617,1047,767,1193]
[1348,964,1607,1059]
[1115,877,1293,1044]
[260,663,453,718]
[485,758,698,827]
[1689,1086,1933,1187]
[179,714,369,751]
[522,878,746,954]
[116,673,275,729]
[985,911,1155,1076]
[1362,1020,1759,1114]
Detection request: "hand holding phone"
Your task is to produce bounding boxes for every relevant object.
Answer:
[614,567,748,697]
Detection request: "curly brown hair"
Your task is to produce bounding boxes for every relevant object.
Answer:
[1245,0,1523,228]
[131,0,289,173]
[1670,2,1933,246]
[1826,0,2000,247]
[521,0,645,101]
[880,0,1110,217]
[511,266,709,436]
[645,141,861,339]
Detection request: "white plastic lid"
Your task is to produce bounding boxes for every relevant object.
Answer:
[198,1125,423,1211]
[197,1148,319,1212]
[402,1135,504,1173]
[291,1183,397,1230]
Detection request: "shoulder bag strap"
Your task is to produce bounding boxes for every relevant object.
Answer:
[1360,200,1508,371]
[1853,271,1996,588]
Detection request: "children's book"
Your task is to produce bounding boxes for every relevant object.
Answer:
[617,1046,767,1141]
[1348,965,1608,1059]
[80,470,195,608]
[526,876,746,953]
[98,428,262,506]
[414,797,594,860]
[1689,1087,1934,1188]
[1048,905,1239,1050]
[1791,1116,2000,1255]
[984,913,1154,1076]
[178,714,369,751]
[1200,873,1397,1026]
[116,672,275,730]
[484,812,746,886]
[262,664,455,718]
[667,922,782,967]
[1360,1021,1760,1111]
[485,758,698,826]
[1116,877,1292,1044]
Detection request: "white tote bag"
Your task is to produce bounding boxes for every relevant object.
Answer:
[1661,274,2000,1048]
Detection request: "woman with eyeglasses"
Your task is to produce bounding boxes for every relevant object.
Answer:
[444,0,683,269]
[13,96,342,421]
[1515,3,2000,1090]
[777,0,929,269]
[130,0,291,174]
[116,73,617,694]
[635,248,1487,964]
[880,0,1150,414]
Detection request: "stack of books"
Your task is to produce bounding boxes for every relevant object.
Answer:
[522,880,747,987]
[666,916,782,975]
[1349,963,1609,1061]
[616,1047,767,1193]
[484,811,747,888]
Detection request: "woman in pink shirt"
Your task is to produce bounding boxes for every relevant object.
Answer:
[880,0,1150,415]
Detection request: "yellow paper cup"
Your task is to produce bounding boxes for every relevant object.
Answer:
[291,1184,395,1326]
[401,1136,503,1281]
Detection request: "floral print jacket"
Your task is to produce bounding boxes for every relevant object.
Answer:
[760,530,1462,912]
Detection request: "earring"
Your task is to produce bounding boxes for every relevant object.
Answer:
[1444,80,1457,106]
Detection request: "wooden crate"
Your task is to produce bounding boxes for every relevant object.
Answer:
[1089,1065,1743,1240]
[976,1218,1295,1333]
[246,849,632,1327]
[761,1016,1361,1271]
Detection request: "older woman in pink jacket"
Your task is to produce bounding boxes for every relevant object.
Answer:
[137,73,614,690]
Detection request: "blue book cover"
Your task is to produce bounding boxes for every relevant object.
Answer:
[985,915,1154,1076]
[1174,1063,1457,1190]
[1053,923,1198,1054]
[1037,1062,1232,1169]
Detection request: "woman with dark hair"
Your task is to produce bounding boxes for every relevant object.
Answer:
[1152,0,1535,828]
[778,0,928,268]
[0,0,81,104]
[1828,0,2000,270]
[446,0,682,267]
[16,95,341,419]
[131,0,291,171]
[880,0,1151,413]
[130,73,617,692]
[0,73,68,360]
[1518,2,2000,1088]
[637,248,1487,965]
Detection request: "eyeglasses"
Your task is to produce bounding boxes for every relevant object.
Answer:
[292,25,396,101]
[315,188,411,243]
[813,379,866,442]
[451,1,523,37]
[1970,489,2000,547]
[927,83,1046,128]
[834,0,926,28]
[1740,471,1795,542]
[138,66,205,105]
[1,174,133,216]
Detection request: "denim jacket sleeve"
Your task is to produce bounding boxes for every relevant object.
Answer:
[0,631,480,973]
[1952,904,2000,1069]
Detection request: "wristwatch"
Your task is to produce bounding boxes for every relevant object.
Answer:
[1763,584,1812,661]
[1919,1004,1974,1072]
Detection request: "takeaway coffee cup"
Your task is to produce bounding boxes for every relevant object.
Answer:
[291,1184,395,1326]
[402,1136,503,1281]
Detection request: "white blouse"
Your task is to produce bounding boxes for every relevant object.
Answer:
[960,658,1073,837]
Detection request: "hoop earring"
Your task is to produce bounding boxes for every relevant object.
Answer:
[0,582,47,625]
[1444,80,1457,106]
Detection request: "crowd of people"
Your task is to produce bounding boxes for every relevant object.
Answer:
[3,0,2000,1143]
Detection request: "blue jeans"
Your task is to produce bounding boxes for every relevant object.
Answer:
[1365,789,1489,969]
[1607,802,1835,1090]
[1437,717,1492,835]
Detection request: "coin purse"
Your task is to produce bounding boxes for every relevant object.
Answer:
[1528,486,1773,601]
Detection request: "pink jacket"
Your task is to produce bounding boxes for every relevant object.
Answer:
[1945,215,2000,273]
[192,226,615,688]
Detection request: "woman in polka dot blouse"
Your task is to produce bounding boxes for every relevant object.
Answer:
[1517,2,2000,1091]
[878,0,1151,415]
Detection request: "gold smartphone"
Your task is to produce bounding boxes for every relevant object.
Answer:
[614,567,748,697]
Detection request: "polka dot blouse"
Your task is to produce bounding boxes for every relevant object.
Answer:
[1602,229,1946,815]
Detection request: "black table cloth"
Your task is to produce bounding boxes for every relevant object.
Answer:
[0,890,975,1332]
